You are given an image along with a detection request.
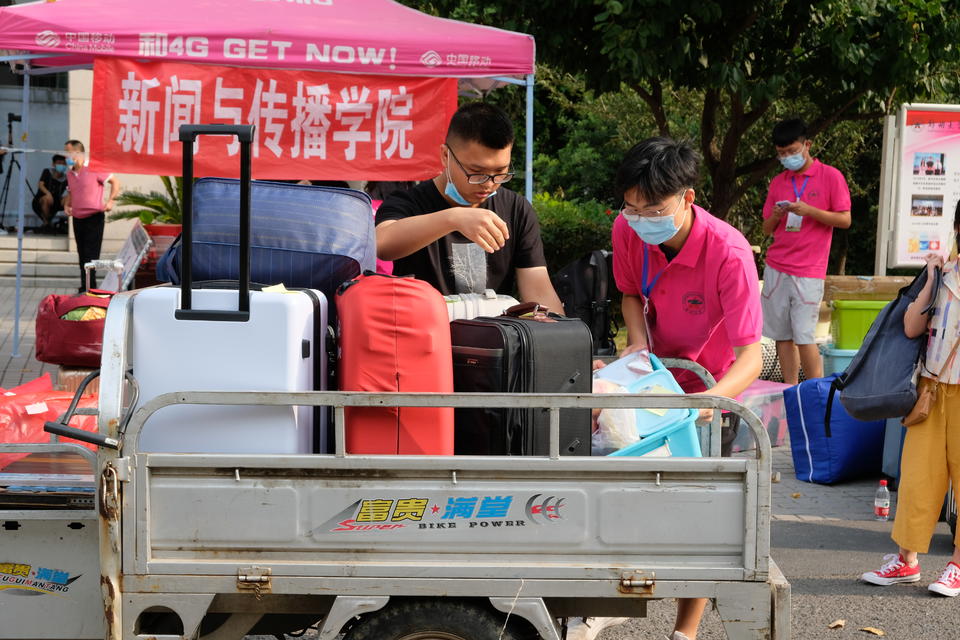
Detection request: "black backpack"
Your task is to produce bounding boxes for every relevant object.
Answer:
[552,249,618,355]
[825,267,941,436]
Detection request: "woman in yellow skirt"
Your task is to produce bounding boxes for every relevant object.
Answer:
[861,207,960,596]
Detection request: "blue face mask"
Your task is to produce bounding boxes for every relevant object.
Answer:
[54,164,66,173]
[65,157,76,168]
[779,152,806,172]
[626,197,687,245]
[444,177,472,206]
[443,166,496,206]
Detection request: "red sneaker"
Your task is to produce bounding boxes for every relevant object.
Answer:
[861,554,921,586]
[929,562,960,597]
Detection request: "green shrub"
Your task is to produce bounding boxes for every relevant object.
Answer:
[533,193,615,273]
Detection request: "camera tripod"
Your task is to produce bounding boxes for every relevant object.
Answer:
[0,113,37,230]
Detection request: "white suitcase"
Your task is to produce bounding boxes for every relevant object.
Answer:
[133,123,327,454]
[132,287,326,454]
[444,289,519,321]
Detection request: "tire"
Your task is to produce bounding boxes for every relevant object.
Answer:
[342,599,526,640]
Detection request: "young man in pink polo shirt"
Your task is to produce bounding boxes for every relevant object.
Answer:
[761,119,851,384]
[62,139,120,292]
[604,137,762,640]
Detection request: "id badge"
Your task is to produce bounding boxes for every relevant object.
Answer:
[785,212,803,232]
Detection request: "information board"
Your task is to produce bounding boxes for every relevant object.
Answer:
[887,104,960,269]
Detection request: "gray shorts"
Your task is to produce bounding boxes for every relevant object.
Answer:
[761,264,823,345]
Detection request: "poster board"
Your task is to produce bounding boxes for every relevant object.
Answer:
[99,221,152,292]
[884,104,960,270]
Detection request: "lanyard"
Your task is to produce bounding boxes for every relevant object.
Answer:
[791,175,810,201]
[641,243,665,299]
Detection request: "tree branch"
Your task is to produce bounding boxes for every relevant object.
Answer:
[701,89,721,173]
[634,81,670,136]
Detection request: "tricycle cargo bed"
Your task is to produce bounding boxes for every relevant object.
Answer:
[137,454,764,583]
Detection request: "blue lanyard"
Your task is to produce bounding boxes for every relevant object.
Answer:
[791,175,810,201]
[641,243,665,299]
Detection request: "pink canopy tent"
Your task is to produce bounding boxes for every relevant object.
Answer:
[0,0,536,356]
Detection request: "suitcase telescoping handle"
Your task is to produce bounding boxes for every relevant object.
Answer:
[176,124,255,322]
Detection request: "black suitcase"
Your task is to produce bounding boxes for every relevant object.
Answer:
[451,305,593,456]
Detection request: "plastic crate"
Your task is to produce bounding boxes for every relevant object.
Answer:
[608,416,702,458]
[820,345,858,376]
[831,300,888,349]
[594,353,698,437]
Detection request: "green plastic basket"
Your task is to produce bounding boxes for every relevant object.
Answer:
[831,300,888,350]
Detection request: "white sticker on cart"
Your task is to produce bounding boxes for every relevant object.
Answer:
[24,402,49,415]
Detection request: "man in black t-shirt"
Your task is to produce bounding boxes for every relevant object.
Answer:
[376,102,563,312]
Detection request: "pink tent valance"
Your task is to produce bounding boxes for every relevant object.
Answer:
[0,0,534,78]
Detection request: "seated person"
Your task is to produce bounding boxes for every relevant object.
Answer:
[32,154,68,231]
[375,102,563,312]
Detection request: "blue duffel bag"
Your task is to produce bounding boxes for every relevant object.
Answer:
[156,179,376,307]
[784,373,886,484]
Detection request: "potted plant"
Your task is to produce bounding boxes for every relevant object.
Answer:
[109,176,183,237]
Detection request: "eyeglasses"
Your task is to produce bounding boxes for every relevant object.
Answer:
[446,145,514,185]
[620,190,686,220]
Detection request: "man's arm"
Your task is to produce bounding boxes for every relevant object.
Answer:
[762,205,785,235]
[620,293,649,356]
[515,266,563,314]
[698,342,762,399]
[376,208,509,261]
[37,173,51,197]
[104,176,120,212]
[785,200,850,229]
[62,191,72,216]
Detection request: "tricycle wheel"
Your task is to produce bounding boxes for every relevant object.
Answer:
[342,599,525,640]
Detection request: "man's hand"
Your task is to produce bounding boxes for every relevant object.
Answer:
[621,342,647,358]
[104,200,115,212]
[450,207,509,253]
[784,200,814,217]
[64,204,72,216]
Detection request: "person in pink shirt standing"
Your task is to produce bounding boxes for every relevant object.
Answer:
[761,119,851,384]
[62,139,120,292]
[589,137,762,640]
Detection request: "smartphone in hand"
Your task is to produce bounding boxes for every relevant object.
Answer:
[775,200,791,208]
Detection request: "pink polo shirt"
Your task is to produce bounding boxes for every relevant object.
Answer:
[65,167,111,219]
[612,205,762,392]
[762,159,851,279]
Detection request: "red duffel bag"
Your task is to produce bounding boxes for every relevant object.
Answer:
[35,292,111,368]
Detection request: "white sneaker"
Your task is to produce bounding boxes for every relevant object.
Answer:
[928,561,960,597]
[669,632,691,640]
[565,617,629,640]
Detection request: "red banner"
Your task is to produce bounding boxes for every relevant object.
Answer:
[89,58,458,180]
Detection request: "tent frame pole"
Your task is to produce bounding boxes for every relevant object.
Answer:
[525,73,533,203]
[13,65,30,358]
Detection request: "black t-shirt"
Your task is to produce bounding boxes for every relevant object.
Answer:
[36,168,67,203]
[376,180,547,296]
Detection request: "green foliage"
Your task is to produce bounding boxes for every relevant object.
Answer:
[110,176,183,225]
[532,193,615,273]
[399,0,960,274]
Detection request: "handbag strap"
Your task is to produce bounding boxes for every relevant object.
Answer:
[935,332,960,383]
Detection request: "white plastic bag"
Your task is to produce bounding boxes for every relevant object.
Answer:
[591,378,639,453]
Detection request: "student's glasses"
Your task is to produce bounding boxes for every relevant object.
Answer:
[447,146,514,185]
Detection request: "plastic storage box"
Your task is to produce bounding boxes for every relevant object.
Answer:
[831,300,888,349]
[595,353,698,437]
[608,417,702,458]
[820,345,858,376]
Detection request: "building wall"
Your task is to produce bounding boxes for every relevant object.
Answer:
[0,85,68,229]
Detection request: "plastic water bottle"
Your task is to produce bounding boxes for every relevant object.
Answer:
[875,479,891,521]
